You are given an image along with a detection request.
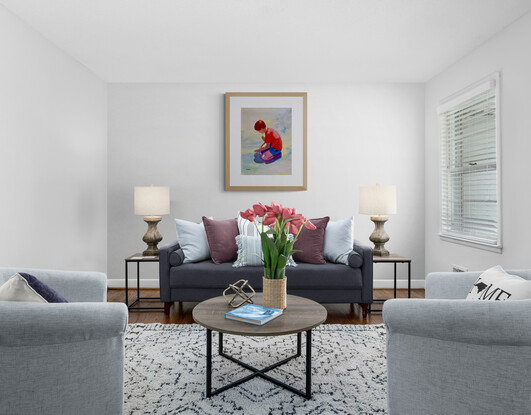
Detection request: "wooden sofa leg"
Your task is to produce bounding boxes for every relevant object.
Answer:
[164,302,171,315]
[362,303,369,318]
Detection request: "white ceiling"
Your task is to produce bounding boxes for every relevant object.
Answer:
[2,0,531,83]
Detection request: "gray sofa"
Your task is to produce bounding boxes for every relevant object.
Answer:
[159,239,373,317]
[0,267,128,415]
[384,269,531,415]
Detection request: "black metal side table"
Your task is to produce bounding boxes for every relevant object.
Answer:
[125,253,164,311]
[370,254,412,313]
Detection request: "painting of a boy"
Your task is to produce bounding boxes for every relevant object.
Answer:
[253,120,283,163]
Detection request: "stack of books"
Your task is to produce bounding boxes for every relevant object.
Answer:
[225,304,283,325]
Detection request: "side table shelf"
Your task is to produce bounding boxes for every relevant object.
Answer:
[370,254,411,313]
[125,254,164,311]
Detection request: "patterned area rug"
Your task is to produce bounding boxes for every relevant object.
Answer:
[124,324,388,414]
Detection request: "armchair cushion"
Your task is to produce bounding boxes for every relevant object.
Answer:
[0,273,68,303]
[466,265,531,301]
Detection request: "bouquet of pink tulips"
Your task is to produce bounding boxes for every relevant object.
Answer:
[240,202,315,280]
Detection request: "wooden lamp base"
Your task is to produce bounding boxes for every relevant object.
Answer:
[369,215,390,257]
[142,216,163,256]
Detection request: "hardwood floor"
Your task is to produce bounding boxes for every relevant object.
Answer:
[107,288,425,325]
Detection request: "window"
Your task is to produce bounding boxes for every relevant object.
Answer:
[438,73,501,251]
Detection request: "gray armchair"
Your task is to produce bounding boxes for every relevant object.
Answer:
[0,267,128,415]
[384,269,531,415]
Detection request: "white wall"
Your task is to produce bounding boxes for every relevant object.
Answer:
[425,12,531,273]
[108,83,425,287]
[0,6,108,272]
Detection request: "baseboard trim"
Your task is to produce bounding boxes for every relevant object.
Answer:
[373,279,425,289]
[107,279,160,288]
[108,279,425,290]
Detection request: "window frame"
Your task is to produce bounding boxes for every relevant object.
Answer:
[437,73,502,253]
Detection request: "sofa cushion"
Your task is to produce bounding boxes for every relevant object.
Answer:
[169,261,362,291]
[174,218,211,263]
[237,214,270,237]
[202,217,239,264]
[233,234,297,268]
[293,217,330,264]
[324,216,354,265]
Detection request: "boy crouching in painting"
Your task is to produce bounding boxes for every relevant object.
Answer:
[253,120,282,163]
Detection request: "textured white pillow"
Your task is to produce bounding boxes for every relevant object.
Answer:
[174,218,211,263]
[323,216,354,265]
[0,273,47,302]
[233,235,297,268]
[466,265,531,301]
[237,214,269,237]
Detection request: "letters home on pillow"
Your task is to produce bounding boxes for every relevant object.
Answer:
[466,266,531,301]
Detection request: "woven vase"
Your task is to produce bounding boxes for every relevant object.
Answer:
[262,276,287,310]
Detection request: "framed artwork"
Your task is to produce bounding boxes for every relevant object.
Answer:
[225,92,307,191]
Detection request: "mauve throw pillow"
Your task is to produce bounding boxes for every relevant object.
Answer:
[293,217,330,264]
[202,217,239,264]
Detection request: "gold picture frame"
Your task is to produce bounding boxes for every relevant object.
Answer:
[225,92,307,191]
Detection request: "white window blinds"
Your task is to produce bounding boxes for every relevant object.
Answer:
[438,74,501,249]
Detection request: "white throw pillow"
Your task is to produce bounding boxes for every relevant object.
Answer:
[174,218,212,263]
[237,214,270,237]
[233,235,297,268]
[0,273,47,302]
[466,265,531,301]
[323,216,354,265]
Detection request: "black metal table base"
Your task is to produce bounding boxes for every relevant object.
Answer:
[125,258,164,311]
[206,330,312,399]
[127,297,164,310]
[369,260,412,313]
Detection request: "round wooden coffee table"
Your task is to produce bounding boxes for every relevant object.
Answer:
[193,294,327,399]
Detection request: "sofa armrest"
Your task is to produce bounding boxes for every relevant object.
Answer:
[352,240,373,303]
[0,267,107,302]
[383,298,531,346]
[159,240,181,302]
[0,302,128,347]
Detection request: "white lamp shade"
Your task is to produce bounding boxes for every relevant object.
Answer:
[359,184,397,215]
[134,186,170,216]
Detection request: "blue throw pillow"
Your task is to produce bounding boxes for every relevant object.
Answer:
[19,273,68,303]
[174,218,211,263]
[323,216,354,265]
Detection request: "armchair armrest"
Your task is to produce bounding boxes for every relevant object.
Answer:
[0,267,107,302]
[426,269,531,299]
[353,240,373,303]
[0,302,128,347]
[159,240,181,302]
[383,298,531,346]
[0,302,127,415]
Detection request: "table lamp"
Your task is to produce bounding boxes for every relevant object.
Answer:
[134,185,170,256]
[359,184,397,256]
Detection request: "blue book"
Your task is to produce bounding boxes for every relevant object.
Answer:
[225,304,283,325]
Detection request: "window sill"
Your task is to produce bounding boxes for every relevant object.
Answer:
[439,234,502,254]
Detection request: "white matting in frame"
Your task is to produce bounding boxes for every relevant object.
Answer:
[225,92,307,191]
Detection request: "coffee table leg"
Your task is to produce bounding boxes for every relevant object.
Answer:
[206,329,212,397]
[297,332,302,356]
[219,332,223,354]
[306,329,312,399]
